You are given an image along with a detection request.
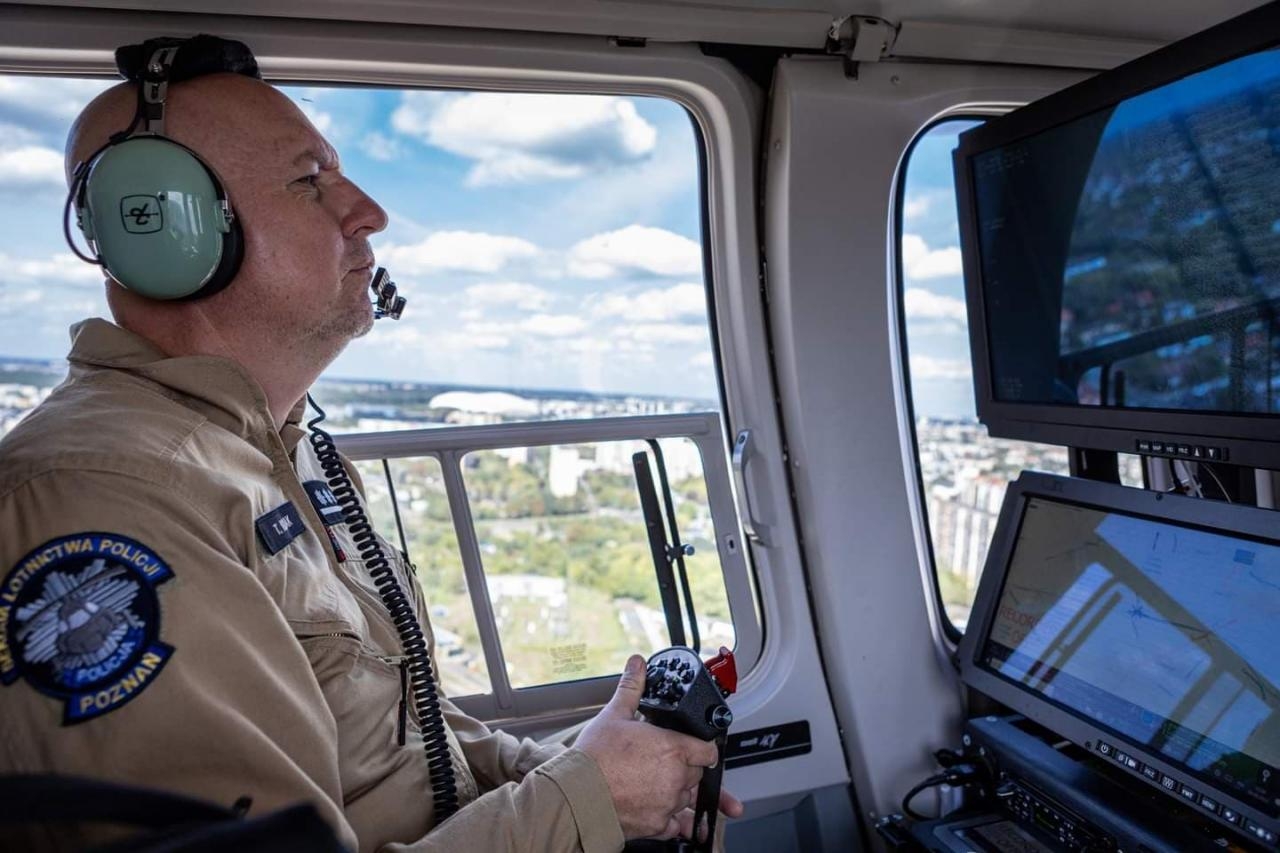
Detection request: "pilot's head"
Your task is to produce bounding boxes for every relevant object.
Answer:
[64,39,388,381]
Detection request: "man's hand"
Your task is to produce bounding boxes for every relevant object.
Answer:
[576,655,722,840]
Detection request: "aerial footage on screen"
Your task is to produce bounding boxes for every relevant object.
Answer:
[982,497,1280,811]
[973,47,1280,414]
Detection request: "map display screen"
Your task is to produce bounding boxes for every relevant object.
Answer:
[982,496,1280,815]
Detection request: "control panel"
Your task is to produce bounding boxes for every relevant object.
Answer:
[1093,739,1278,846]
[997,776,1115,851]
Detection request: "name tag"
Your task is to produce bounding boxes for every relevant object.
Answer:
[256,501,305,554]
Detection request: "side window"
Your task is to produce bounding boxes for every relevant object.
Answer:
[898,120,1146,633]
[897,119,1070,632]
[0,76,752,708]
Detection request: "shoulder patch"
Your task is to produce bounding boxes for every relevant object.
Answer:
[0,533,174,725]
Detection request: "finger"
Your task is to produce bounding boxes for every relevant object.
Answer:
[683,784,698,811]
[683,763,704,789]
[685,737,719,768]
[657,813,683,840]
[603,655,646,719]
[674,808,696,840]
[719,787,745,818]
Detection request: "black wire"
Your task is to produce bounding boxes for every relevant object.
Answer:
[901,772,950,822]
[306,394,459,822]
[62,175,102,266]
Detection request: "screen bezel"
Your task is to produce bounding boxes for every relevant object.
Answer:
[953,2,1280,468]
[958,471,1280,839]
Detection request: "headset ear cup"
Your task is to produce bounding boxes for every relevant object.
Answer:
[184,213,243,301]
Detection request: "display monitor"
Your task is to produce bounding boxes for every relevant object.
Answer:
[959,472,1280,847]
[953,2,1280,468]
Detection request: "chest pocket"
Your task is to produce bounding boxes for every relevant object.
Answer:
[326,521,429,660]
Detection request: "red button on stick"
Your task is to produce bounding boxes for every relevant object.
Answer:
[705,646,737,694]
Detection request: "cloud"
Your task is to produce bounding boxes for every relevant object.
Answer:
[904,194,932,220]
[522,314,586,337]
[297,102,334,135]
[0,251,105,286]
[567,226,702,279]
[903,287,966,322]
[360,131,403,162]
[618,323,707,345]
[591,282,705,322]
[0,145,64,188]
[909,354,971,380]
[378,231,539,275]
[464,281,551,311]
[391,92,657,186]
[0,250,105,316]
[0,76,112,131]
[902,234,963,279]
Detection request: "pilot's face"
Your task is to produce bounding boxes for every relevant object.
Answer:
[203,80,388,350]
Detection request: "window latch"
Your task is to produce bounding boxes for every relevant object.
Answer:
[731,429,773,547]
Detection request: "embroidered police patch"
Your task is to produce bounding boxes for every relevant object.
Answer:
[0,533,174,725]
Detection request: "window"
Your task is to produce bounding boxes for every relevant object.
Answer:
[897,119,1071,632]
[0,74,751,706]
[899,120,1148,633]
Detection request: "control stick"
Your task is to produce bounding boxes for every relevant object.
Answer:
[638,645,737,852]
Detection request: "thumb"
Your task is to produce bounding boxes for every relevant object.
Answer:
[605,654,646,718]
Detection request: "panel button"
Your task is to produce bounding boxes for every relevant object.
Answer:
[1097,742,1113,757]
[1244,819,1277,844]
[1197,795,1220,815]
[1207,446,1221,460]
[1137,440,1152,453]
[1192,445,1205,459]
[1179,783,1199,802]
[1160,774,1178,792]
[1141,765,1160,782]
[1152,442,1166,454]
[1125,756,1140,772]
[1221,807,1241,825]
[1176,444,1192,456]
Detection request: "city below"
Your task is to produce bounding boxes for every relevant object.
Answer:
[0,354,719,437]
[3,354,1095,677]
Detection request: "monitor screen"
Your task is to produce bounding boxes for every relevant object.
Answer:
[979,494,1280,817]
[969,46,1280,415]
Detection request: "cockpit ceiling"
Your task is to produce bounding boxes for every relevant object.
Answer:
[9,0,1273,53]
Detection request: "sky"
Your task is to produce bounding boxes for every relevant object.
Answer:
[0,73,976,415]
[900,119,984,420]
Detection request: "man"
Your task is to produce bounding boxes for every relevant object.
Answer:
[0,40,741,851]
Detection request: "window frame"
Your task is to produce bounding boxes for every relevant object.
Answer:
[1,15,853,774]
[338,412,760,721]
[891,106,1015,645]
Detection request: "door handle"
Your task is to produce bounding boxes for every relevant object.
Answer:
[731,429,772,547]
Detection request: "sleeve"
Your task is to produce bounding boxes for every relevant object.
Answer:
[0,469,361,851]
[441,695,566,786]
[385,749,625,853]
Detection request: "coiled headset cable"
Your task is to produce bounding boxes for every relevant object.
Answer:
[305,393,460,822]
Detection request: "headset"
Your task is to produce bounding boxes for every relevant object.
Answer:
[64,36,257,301]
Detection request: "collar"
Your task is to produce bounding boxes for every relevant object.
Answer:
[67,318,283,441]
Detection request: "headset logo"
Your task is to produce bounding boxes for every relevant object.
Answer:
[120,195,163,234]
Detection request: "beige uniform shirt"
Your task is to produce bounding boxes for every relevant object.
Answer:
[0,319,625,853]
